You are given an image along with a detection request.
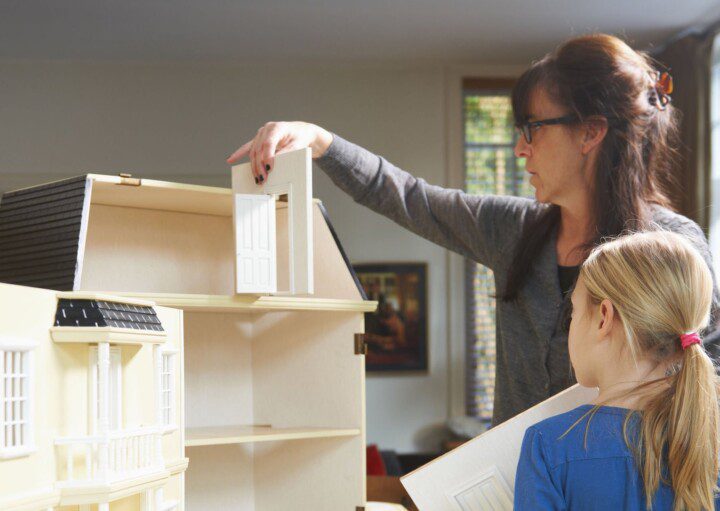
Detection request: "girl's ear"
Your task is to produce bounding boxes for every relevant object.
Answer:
[597,299,615,338]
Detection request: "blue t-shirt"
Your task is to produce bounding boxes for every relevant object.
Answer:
[514,404,720,510]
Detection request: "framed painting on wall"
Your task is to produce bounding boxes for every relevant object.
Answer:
[353,262,428,372]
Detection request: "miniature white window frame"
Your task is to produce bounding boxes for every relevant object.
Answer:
[0,336,38,460]
[232,147,314,295]
[88,346,122,433]
[159,348,178,433]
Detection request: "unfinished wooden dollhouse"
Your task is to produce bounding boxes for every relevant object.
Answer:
[0,286,186,511]
[0,148,375,510]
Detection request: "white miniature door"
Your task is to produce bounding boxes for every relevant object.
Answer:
[233,194,277,294]
[231,147,313,295]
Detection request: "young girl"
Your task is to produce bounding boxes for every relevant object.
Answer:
[514,231,720,510]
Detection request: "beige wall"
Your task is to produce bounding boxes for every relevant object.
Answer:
[0,58,522,452]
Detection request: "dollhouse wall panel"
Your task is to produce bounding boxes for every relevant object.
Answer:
[253,436,364,510]
[185,444,255,511]
[81,205,235,294]
[251,311,365,428]
[183,312,254,428]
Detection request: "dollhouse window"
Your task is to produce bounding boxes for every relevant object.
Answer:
[160,351,177,430]
[0,347,35,459]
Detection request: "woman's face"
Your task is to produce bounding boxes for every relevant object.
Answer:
[514,87,590,205]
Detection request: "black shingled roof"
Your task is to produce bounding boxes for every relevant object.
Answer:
[54,299,164,332]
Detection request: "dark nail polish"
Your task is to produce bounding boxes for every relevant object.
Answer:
[254,176,259,184]
[265,164,271,172]
[259,175,264,183]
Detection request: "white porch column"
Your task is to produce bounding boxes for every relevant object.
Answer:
[97,341,110,480]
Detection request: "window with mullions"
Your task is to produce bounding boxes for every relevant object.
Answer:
[0,349,34,458]
[463,81,531,422]
[160,351,176,430]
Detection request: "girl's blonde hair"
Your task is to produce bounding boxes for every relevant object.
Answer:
[579,230,718,511]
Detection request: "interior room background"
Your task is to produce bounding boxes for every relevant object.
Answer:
[1,20,719,455]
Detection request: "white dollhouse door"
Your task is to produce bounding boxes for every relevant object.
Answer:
[233,194,277,294]
[231,147,313,295]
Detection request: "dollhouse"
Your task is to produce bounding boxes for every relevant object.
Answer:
[0,148,375,510]
[0,286,186,511]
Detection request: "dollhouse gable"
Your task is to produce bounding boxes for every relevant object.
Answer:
[231,147,313,295]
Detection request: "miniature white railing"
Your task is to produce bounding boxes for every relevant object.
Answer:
[55,426,164,486]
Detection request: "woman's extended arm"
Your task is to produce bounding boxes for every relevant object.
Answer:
[228,122,534,270]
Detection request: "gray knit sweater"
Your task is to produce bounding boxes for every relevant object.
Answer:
[316,134,720,427]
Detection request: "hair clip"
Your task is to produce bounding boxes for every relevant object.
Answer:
[651,71,673,111]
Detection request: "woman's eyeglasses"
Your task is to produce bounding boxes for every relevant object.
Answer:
[515,114,579,144]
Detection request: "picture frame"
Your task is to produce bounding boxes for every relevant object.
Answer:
[353,262,428,372]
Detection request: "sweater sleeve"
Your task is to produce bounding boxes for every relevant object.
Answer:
[660,214,720,354]
[514,427,566,511]
[314,134,534,270]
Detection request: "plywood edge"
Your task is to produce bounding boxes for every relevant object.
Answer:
[87,173,232,196]
[99,291,378,312]
[185,426,361,447]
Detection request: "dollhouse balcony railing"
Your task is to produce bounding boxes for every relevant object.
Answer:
[55,425,165,487]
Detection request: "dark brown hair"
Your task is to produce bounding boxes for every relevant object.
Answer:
[502,34,679,301]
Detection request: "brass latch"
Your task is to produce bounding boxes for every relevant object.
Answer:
[354,333,368,355]
[118,173,141,186]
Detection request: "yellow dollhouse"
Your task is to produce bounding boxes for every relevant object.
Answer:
[0,148,374,510]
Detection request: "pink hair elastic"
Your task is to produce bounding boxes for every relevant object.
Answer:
[680,332,701,350]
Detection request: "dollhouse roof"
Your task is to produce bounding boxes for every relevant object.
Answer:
[0,175,87,291]
[54,298,164,331]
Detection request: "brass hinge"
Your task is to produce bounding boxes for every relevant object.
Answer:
[354,333,368,355]
[356,507,365,511]
[118,173,141,186]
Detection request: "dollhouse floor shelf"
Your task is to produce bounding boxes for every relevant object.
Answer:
[185,425,361,446]
[106,292,378,313]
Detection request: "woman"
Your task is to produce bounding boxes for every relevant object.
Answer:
[227,34,720,427]
[515,231,720,510]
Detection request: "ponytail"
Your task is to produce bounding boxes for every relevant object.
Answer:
[648,340,719,511]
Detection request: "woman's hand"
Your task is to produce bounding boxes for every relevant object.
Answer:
[226,121,333,183]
